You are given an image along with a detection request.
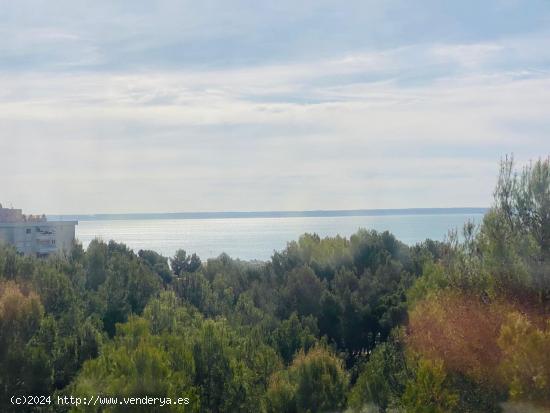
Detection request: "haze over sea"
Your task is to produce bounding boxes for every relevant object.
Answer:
[53,209,485,261]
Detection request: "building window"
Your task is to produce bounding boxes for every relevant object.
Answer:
[26,228,31,234]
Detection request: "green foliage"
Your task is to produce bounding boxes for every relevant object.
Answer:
[482,155,550,296]
[86,239,109,290]
[143,290,200,334]
[446,373,504,413]
[348,341,408,411]
[72,314,280,413]
[94,244,162,336]
[32,264,77,316]
[402,156,550,411]
[318,290,343,346]
[192,320,255,412]
[498,312,550,405]
[172,271,216,315]
[171,249,202,276]
[437,222,494,295]
[270,312,318,364]
[2,155,549,412]
[478,208,533,293]
[401,358,459,413]
[494,155,550,256]
[139,249,173,284]
[273,233,353,281]
[71,317,198,413]
[406,262,448,307]
[1,224,420,411]
[266,346,348,413]
[350,229,411,275]
[0,281,51,410]
[265,370,297,413]
[271,230,416,356]
[280,266,323,318]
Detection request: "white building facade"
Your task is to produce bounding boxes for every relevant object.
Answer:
[0,205,77,256]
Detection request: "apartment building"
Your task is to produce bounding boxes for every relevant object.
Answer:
[0,204,77,256]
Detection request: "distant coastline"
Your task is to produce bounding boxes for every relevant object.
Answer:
[50,207,487,222]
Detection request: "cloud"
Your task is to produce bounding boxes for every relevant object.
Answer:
[1,1,550,213]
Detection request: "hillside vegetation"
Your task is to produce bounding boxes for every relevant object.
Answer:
[1,156,549,412]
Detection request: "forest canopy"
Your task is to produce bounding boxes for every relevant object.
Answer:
[1,156,549,412]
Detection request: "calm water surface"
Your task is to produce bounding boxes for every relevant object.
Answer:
[76,214,483,261]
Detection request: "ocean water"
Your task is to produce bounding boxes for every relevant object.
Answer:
[75,213,484,261]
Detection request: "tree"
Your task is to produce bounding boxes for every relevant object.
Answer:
[266,346,348,413]
[0,246,19,279]
[485,155,550,295]
[71,317,198,413]
[265,370,297,413]
[291,346,348,413]
[172,271,215,315]
[32,266,76,316]
[0,282,52,409]
[498,312,550,406]
[280,266,323,318]
[406,291,508,384]
[348,341,408,411]
[192,321,246,412]
[85,239,109,290]
[143,290,200,335]
[171,250,202,276]
[0,282,43,346]
[270,313,317,364]
[318,291,343,347]
[139,249,173,284]
[494,155,550,255]
[401,358,458,413]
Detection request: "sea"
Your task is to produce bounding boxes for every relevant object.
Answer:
[55,209,486,261]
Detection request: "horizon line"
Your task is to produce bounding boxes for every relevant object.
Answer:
[48,207,488,222]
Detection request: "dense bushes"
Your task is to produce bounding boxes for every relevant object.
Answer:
[266,346,348,413]
[399,156,550,412]
[0,226,419,412]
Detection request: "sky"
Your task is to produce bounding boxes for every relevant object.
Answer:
[1,0,550,214]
